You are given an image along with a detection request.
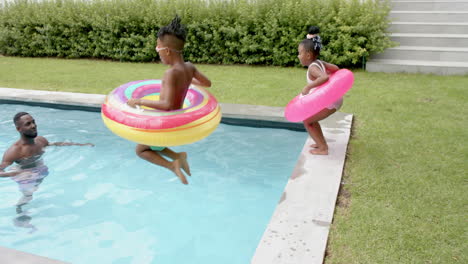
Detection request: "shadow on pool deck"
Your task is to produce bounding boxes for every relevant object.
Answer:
[0,87,353,264]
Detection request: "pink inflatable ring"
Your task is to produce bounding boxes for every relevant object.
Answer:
[285,69,354,122]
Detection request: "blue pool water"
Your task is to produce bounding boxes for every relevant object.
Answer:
[0,103,306,263]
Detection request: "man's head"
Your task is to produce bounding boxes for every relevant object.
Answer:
[156,15,186,64]
[13,112,37,138]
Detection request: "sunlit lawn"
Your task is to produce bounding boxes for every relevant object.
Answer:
[1,56,467,264]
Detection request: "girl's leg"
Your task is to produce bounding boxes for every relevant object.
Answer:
[304,121,329,155]
[303,108,337,155]
[136,144,188,184]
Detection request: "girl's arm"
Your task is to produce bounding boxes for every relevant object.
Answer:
[323,61,339,74]
[302,66,329,95]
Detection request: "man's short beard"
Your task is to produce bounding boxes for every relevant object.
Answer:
[24,132,37,138]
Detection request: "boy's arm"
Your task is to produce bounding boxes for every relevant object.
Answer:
[191,67,211,87]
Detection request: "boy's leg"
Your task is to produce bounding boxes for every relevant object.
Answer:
[136,144,172,168]
[160,148,191,176]
[303,108,336,155]
[136,144,188,184]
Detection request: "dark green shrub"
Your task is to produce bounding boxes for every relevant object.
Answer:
[0,0,393,67]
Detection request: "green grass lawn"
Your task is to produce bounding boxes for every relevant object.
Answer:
[0,56,305,106]
[1,56,467,263]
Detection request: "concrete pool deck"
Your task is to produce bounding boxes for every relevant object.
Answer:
[0,87,353,264]
[0,246,70,264]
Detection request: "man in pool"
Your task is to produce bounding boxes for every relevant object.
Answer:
[0,112,93,210]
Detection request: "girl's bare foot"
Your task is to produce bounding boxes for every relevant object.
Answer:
[178,152,191,176]
[310,144,319,148]
[171,159,188,184]
[309,148,328,155]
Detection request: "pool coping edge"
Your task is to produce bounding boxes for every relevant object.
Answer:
[0,87,306,131]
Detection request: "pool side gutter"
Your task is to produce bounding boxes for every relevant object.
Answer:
[0,87,353,264]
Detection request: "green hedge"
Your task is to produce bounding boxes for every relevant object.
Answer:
[0,0,393,67]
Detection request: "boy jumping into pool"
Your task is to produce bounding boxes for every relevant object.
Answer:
[127,16,211,185]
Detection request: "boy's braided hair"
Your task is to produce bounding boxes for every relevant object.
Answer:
[157,15,186,42]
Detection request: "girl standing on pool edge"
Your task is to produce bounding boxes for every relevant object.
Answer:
[297,35,343,155]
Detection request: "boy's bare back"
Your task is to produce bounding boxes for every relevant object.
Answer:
[161,62,197,110]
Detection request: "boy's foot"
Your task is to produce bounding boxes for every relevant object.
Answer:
[179,152,191,176]
[309,148,328,155]
[310,144,319,148]
[172,159,188,185]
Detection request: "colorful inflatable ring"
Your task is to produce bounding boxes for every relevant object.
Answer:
[285,69,354,122]
[101,79,222,147]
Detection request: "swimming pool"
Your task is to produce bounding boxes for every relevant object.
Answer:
[0,103,306,263]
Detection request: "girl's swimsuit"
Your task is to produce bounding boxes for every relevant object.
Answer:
[307,60,343,110]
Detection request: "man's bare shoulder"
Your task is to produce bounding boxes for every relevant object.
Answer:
[2,143,21,163]
[36,136,49,147]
